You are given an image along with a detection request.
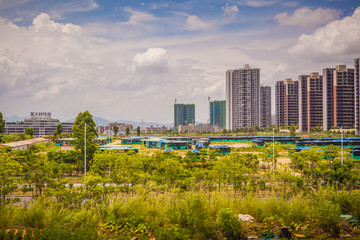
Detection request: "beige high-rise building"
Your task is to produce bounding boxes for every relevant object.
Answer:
[226,64,260,130]
[323,65,355,130]
[275,78,298,128]
[354,58,360,134]
[306,72,323,132]
[298,75,310,132]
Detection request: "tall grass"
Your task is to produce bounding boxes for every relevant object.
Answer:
[1,188,359,239]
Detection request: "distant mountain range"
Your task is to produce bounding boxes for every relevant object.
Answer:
[3,115,28,122]
[83,117,173,128]
[4,115,173,128]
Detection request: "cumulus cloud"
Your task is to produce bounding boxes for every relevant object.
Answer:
[0,13,216,122]
[275,7,341,28]
[222,3,239,18]
[289,7,360,59]
[133,48,170,74]
[0,13,104,102]
[32,13,81,35]
[186,15,213,31]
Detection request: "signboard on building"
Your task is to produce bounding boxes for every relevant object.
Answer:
[30,112,52,119]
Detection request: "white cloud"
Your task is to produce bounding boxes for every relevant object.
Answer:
[275,7,341,28]
[222,3,239,18]
[31,13,81,35]
[5,5,354,123]
[237,0,279,7]
[124,8,158,25]
[186,15,213,31]
[49,0,98,19]
[0,14,217,122]
[133,48,170,74]
[289,7,360,59]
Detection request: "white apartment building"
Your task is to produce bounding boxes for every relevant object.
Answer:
[226,64,260,130]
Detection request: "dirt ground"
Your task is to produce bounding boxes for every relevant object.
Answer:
[227,142,253,148]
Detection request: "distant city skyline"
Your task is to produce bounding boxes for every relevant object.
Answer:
[1,1,360,123]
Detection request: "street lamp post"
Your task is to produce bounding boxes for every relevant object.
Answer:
[109,127,111,177]
[84,123,87,190]
[335,126,343,165]
[273,127,275,175]
[341,126,343,165]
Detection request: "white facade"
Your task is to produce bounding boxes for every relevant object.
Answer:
[226,64,260,130]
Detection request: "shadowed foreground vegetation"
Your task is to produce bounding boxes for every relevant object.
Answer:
[1,189,360,240]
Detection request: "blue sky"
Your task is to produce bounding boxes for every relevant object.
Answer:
[1,0,360,124]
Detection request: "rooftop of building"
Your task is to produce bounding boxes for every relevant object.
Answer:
[0,137,49,149]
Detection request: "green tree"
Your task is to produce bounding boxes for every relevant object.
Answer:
[72,111,97,172]
[136,126,141,136]
[0,112,5,143]
[56,123,63,135]
[0,151,22,200]
[126,127,130,136]
[22,153,50,197]
[25,127,34,137]
[290,124,297,137]
[267,124,277,133]
[262,142,281,173]
[45,158,73,202]
[113,125,119,136]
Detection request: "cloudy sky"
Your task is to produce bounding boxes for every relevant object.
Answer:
[0,0,360,124]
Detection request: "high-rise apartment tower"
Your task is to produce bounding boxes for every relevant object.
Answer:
[226,64,260,130]
[322,67,336,130]
[275,81,285,128]
[275,78,298,128]
[354,58,360,134]
[323,65,354,130]
[306,72,323,132]
[260,86,271,129]
[298,75,310,132]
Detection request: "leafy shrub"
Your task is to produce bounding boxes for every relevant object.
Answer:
[4,229,14,240]
[40,228,73,240]
[155,225,189,240]
[0,229,5,240]
[33,229,41,240]
[20,201,46,229]
[14,229,23,240]
[217,208,244,240]
[176,194,216,238]
[316,200,341,234]
[23,228,32,240]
